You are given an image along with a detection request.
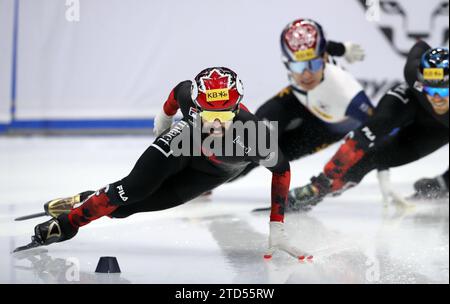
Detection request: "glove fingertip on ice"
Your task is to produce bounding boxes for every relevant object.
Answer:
[299,255,314,262]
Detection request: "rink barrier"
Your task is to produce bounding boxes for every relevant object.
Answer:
[0,119,154,134]
[0,124,8,133]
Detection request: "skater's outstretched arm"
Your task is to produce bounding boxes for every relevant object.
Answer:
[245,120,292,223]
[247,130,313,259]
[154,83,183,136]
[327,40,366,64]
[314,86,416,186]
[265,151,291,223]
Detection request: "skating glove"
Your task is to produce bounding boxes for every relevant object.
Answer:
[154,109,174,137]
[344,42,365,64]
[265,222,313,261]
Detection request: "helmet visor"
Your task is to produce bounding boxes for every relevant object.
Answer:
[287,57,324,74]
[423,86,449,98]
[199,111,236,123]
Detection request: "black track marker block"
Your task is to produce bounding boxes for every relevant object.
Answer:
[95,256,121,273]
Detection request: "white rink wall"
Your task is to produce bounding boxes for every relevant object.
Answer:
[0,0,448,127]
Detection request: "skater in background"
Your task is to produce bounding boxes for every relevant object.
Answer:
[218,19,374,207]
[288,42,449,209]
[17,67,311,260]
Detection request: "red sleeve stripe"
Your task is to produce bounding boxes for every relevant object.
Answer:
[270,171,291,223]
[163,89,179,116]
[239,103,250,113]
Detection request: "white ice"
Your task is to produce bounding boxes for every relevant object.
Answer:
[0,136,448,284]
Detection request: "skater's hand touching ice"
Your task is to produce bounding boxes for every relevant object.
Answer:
[265,222,313,261]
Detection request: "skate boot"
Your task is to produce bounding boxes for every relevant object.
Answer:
[287,184,323,211]
[411,177,449,200]
[287,174,333,212]
[15,191,96,222]
[34,214,78,245]
[44,191,95,218]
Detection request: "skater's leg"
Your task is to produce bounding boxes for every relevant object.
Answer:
[111,168,230,218]
[326,124,448,191]
[25,136,191,248]
[342,124,449,185]
[68,143,190,227]
[373,125,449,170]
[288,124,449,208]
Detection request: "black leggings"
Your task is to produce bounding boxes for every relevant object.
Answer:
[103,144,232,219]
[344,122,449,184]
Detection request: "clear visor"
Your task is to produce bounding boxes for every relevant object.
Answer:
[199,111,236,123]
[423,86,449,98]
[286,57,324,74]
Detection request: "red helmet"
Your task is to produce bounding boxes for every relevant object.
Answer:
[281,19,327,63]
[191,67,244,113]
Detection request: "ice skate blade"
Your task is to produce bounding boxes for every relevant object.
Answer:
[14,212,47,221]
[12,238,44,254]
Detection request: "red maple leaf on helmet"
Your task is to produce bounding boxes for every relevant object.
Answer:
[200,70,231,92]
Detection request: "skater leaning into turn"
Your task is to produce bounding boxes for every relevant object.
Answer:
[17,67,311,260]
[224,19,374,208]
[288,42,449,209]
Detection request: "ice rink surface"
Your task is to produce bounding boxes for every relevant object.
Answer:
[0,136,448,284]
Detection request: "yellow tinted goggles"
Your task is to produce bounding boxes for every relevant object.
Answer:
[199,111,236,123]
